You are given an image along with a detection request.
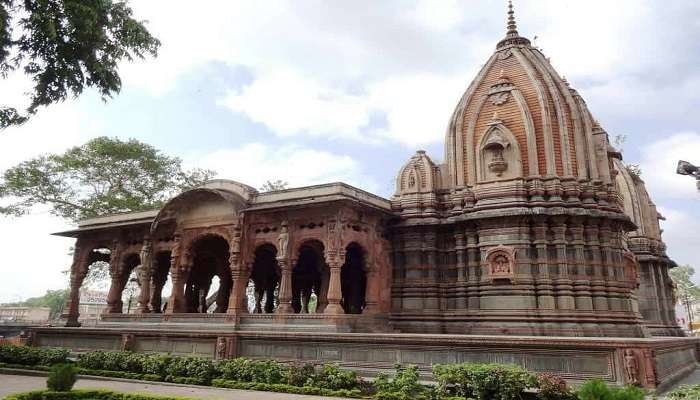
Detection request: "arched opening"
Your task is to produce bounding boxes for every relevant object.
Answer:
[150,251,172,313]
[341,243,367,314]
[249,244,280,313]
[292,240,328,313]
[185,235,231,313]
[120,253,142,314]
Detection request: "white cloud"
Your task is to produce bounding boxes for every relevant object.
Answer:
[637,132,700,201]
[657,206,700,273]
[190,142,378,193]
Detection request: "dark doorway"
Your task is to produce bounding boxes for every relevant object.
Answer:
[341,243,367,314]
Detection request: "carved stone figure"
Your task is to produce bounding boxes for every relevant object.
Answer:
[624,349,640,385]
[277,221,289,260]
[120,333,134,351]
[215,337,228,360]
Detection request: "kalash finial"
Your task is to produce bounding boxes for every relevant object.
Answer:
[507,0,518,37]
[497,0,530,50]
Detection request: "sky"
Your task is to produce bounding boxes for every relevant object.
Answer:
[1,0,700,303]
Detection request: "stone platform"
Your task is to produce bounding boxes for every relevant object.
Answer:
[30,323,700,392]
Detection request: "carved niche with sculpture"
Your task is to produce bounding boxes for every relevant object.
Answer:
[478,113,523,182]
[486,245,517,283]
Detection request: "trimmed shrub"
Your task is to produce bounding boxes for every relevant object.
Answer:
[536,373,576,400]
[76,350,144,373]
[141,354,173,378]
[667,383,700,399]
[0,345,69,366]
[5,389,198,400]
[46,364,77,392]
[311,363,361,390]
[433,362,539,400]
[214,357,287,384]
[576,379,645,400]
[211,379,364,398]
[285,362,316,387]
[374,364,432,400]
[164,356,214,384]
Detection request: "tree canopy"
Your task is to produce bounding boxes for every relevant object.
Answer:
[2,289,68,319]
[259,179,289,192]
[670,265,700,303]
[0,0,160,128]
[0,136,216,221]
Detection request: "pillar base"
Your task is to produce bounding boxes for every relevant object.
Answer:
[277,303,294,314]
[324,303,344,314]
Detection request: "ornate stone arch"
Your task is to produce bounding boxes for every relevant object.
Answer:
[475,121,523,182]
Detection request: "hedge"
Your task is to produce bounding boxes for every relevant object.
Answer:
[5,389,198,400]
[0,344,652,400]
[667,383,700,399]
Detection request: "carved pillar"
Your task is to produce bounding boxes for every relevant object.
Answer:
[166,234,187,314]
[136,238,153,313]
[106,239,124,314]
[325,257,344,314]
[276,258,294,313]
[551,216,574,310]
[226,224,248,314]
[62,240,88,327]
[533,216,554,309]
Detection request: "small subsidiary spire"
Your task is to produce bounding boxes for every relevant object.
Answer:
[497,0,530,50]
[507,0,518,37]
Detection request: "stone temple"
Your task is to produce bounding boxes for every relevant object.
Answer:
[33,3,698,390]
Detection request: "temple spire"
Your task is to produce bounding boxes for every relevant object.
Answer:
[506,0,519,37]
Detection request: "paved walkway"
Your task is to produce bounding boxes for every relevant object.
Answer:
[0,374,349,400]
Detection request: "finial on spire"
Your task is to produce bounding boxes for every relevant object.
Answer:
[507,0,518,37]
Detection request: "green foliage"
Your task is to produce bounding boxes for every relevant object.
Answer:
[77,350,143,373]
[259,180,289,192]
[211,379,364,398]
[0,137,216,221]
[0,0,160,129]
[2,289,68,319]
[46,363,77,392]
[536,373,576,400]
[140,354,174,378]
[215,357,287,384]
[285,362,316,386]
[163,356,214,384]
[0,345,69,365]
[667,383,700,399]
[670,265,700,304]
[433,362,539,400]
[5,389,199,400]
[310,363,361,390]
[374,364,431,400]
[576,379,645,400]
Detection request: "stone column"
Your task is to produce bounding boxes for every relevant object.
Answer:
[228,263,249,314]
[166,234,186,314]
[276,258,294,313]
[136,239,153,313]
[533,216,554,309]
[363,266,379,314]
[62,241,88,327]
[455,231,467,309]
[105,240,124,314]
[324,251,344,314]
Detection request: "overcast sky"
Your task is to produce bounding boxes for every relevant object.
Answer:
[1,0,700,303]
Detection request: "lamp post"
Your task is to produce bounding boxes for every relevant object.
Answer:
[677,160,700,191]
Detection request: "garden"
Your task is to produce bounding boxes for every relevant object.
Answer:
[0,344,697,400]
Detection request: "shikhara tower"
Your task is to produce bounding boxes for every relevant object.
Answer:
[392,1,680,337]
[40,2,695,390]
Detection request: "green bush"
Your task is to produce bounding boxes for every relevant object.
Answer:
[141,354,173,378]
[164,356,214,384]
[211,379,364,398]
[536,373,576,400]
[46,364,77,392]
[285,362,316,386]
[5,389,199,400]
[215,357,287,384]
[311,363,361,390]
[667,383,700,399]
[374,364,432,400]
[433,362,539,400]
[0,345,69,366]
[576,379,645,400]
[77,350,145,373]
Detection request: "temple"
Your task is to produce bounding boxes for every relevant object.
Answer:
[32,2,698,390]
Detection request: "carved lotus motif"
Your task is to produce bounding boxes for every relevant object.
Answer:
[489,92,509,106]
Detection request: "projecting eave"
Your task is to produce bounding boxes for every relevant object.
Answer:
[52,209,159,237]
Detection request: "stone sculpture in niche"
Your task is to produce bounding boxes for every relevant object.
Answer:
[215,337,228,360]
[277,221,289,260]
[624,349,640,385]
[486,245,516,283]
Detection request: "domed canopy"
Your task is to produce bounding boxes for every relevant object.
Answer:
[444,1,604,188]
[395,150,442,196]
[150,179,257,233]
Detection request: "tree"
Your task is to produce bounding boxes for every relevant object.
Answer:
[0,136,216,221]
[1,0,160,129]
[259,179,288,192]
[3,289,69,319]
[669,265,700,329]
